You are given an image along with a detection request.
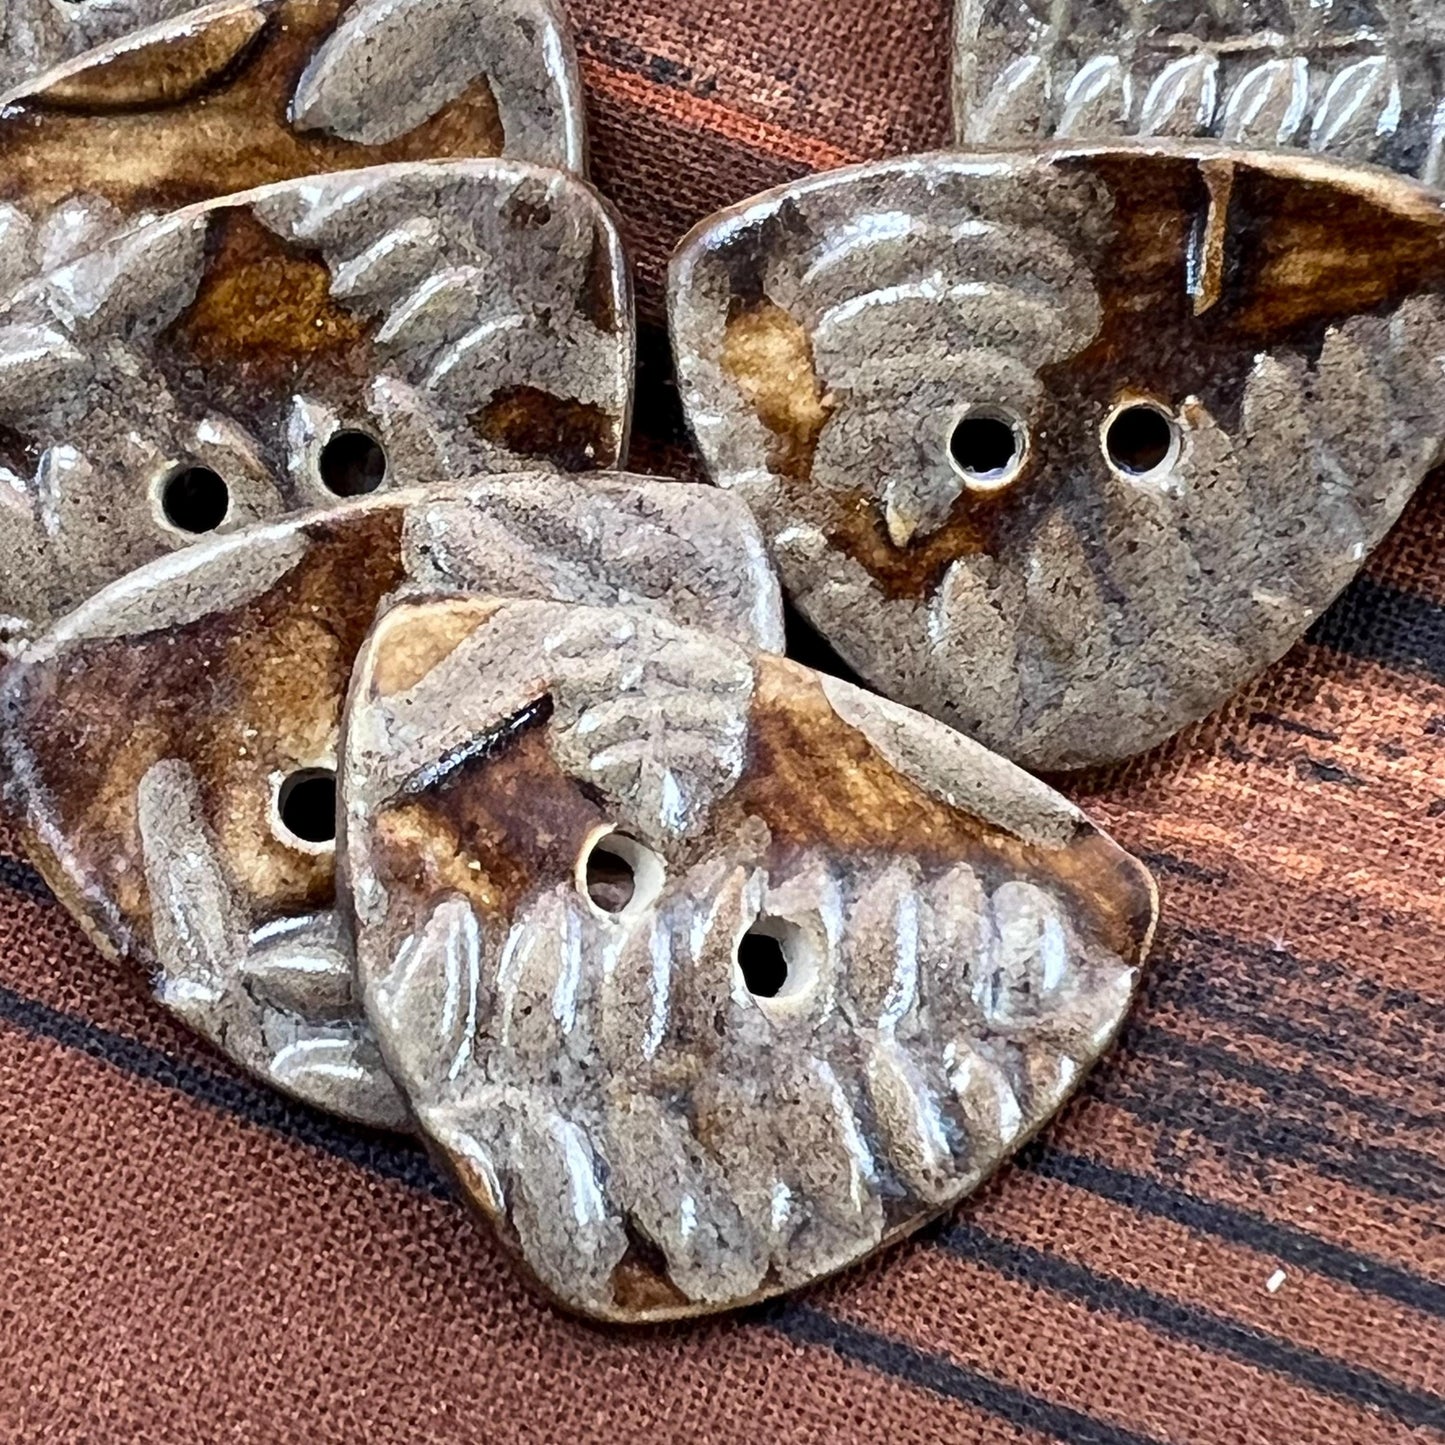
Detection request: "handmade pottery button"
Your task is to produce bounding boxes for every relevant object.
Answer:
[341,596,1158,1320]
[0,0,581,184]
[955,0,1439,180]
[0,159,632,655]
[669,144,1445,770]
[1,476,783,1127]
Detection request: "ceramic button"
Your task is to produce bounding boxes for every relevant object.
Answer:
[0,159,633,654]
[341,596,1158,1320]
[669,144,1445,769]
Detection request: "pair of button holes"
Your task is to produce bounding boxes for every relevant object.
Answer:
[579,831,809,1003]
[946,401,1179,489]
[155,430,389,535]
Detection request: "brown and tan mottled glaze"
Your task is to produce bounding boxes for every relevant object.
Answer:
[0,476,784,1127]
[669,143,1445,770]
[955,0,1444,182]
[0,159,633,655]
[0,0,580,182]
[341,596,1158,1321]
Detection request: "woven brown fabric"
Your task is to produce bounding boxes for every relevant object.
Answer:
[2,1,1444,1439]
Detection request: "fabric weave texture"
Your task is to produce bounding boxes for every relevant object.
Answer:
[2,1,1443,1440]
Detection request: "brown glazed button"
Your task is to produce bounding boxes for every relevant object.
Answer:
[0,0,581,184]
[955,0,1440,181]
[341,597,1158,1321]
[669,144,1445,770]
[0,159,633,656]
[1,476,783,1128]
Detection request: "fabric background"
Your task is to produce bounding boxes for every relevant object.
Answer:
[3,0,1444,1439]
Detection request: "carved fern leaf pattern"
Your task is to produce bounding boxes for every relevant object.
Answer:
[0,0,209,93]
[1137,53,1219,136]
[4,478,781,1129]
[0,0,581,167]
[540,609,756,842]
[362,844,1136,1317]
[402,480,786,648]
[290,0,582,168]
[954,0,1429,176]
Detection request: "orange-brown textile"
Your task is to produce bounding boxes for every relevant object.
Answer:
[2,2,1444,1440]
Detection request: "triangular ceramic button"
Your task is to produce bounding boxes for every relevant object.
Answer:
[0,159,632,655]
[1,476,783,1127]
[670,144,1445,769]
[340,596,1158,1320]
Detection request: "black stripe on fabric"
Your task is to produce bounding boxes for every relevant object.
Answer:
[1093,1036,1445,1209]
[0,982,447,1198]
[576,25,720,97]
[1134,849,1228,887]
[3,860,1444,1323]
[28,843,1439,1121]
[1149,985,1445,1103]
[1295,756,1366,787]
[1247,711,1341,743]
[0,985,1167,1445]
[25,843,1445,1121]
[768,1304,1172,1445]
[1091,927,1445,1202]
[941,1220,1445,1432]
[1022,1147,1445,1321]
[1308,574,1445,682]
[0,853,52,902]
[1144,942,1445,1085]
[1202,924,1445,1034]
[1160,923,1445,1057]
[1124,1020,1445,1139]
[5,980,1445,1422]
